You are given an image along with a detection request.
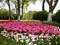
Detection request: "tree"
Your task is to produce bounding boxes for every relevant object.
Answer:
[10,0,18,14]
[15,0,18,14]
[21,0,36,19]
[46,0,59,22]
[17,0,20,21]
[11,0,36,20]
[0,0,5,9]
[42,0,45,11]
[0,0,11,20]
[7,0,11,20]
[21,0,29,19]
[8,0,20,20]
[21,0,24,19]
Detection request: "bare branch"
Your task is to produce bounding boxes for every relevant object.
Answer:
[46,0,50,4]
[53,0,59,10]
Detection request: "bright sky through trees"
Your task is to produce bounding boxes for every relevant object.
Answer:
[27,0,60,13]
[0,0,60,13]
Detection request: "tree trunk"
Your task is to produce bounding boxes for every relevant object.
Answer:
[7,0,11,20]
[42,0,45,11]
[15,0,18,14]
[47,6,53,22]
[47,12,52,22]
[22,0,24,19]
[17,0,20,21]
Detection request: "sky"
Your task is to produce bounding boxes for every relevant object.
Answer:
[27,0,60,13]
[0,0,60,13]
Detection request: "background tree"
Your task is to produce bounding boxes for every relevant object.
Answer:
[17,0,20,21]
[42,0,45,11]
[15,0,18,14]
[46,0,59,22]
[21,0,36,19]
[21,0,29,19]
[6,0,11,20]
[22,0,25,19]
[0,0,11,20]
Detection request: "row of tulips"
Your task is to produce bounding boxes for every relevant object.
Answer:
[0,21,60,34]
[0,21,60,45]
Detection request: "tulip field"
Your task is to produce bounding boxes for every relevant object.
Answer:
[0,20,60,45]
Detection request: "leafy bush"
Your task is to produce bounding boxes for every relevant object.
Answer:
[33,11,48,21]
[0,9,18,20]
[10,14,18,20]
[23,12,29,20]
[0,9,9,19]
[52,14,56,21]
[54,10,60,23]
[42,21,60,27]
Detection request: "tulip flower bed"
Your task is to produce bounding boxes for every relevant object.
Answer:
[0,21,60,45]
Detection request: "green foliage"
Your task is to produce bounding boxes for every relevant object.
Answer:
[10,14,18,20]
[52,14,56,21]
[0,0,2,2]
[42,21,60,27]
[33,11,48,21]
[54,10,60,23]
[0,9,18,20]
[0,9,9,19]
[23,12,29,20]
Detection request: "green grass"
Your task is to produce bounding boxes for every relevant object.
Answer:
[20,20,40,22]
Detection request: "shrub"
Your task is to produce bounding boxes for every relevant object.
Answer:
[54,10,60,23]
[23,12,29,20]
[52,14,56,21]
[33,11,48,21]
[1,13,18,20]
[0,9,9,19]
[10,14,18,20]
[0,9,18,20]
[2,12,9,20]
[42,21,60,27]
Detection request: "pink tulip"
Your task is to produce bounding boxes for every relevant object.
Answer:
[0,21,60,35]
